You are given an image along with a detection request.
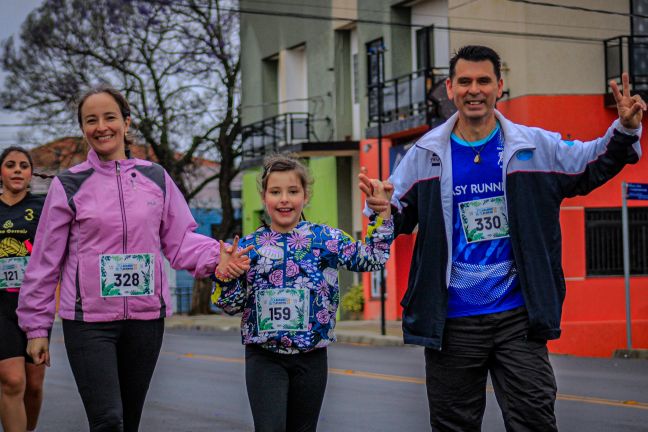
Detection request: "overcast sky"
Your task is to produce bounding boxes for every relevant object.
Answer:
[0,0,44,149]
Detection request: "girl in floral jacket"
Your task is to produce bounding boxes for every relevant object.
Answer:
[213,154,393,432]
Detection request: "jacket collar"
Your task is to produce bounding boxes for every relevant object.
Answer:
[86,149,136,174]
[416,110,536,156]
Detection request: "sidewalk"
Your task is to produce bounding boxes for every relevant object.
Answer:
[165,314,405,347]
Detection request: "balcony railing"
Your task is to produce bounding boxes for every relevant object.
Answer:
[241,113,311,161]
[367,67,450,135]
[604,35,648,105]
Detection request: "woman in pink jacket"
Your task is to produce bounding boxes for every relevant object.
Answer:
[17,85,221,432]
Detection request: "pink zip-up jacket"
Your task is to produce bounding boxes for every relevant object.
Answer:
[17,149,220,339]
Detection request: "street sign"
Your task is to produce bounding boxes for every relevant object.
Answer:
[627,183,648,200]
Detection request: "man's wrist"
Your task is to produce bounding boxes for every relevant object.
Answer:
[616,119,641,135]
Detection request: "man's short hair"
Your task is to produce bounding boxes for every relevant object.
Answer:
[449,45,502,80]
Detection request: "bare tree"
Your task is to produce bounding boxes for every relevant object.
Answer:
[1,0,241,313]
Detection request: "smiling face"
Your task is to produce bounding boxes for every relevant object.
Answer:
[80,92,131,161]
[1,151,32,195]
[446,59,503,126]
[263,170,308,233]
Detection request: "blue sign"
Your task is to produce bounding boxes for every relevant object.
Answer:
[627,183,648,200]
[389,143,413,174]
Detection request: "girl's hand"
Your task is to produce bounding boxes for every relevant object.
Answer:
[216,236,253,279]
[371,179,393,219]
[359,171,393,216]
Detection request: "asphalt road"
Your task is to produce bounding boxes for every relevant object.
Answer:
[35,325,648,431]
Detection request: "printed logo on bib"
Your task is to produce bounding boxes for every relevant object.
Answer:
[100,254,154,297]
[256,288,309,333]
[0,256,29,289]
[458,196,510,243]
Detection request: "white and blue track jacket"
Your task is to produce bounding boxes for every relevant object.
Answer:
[380,110,642,349]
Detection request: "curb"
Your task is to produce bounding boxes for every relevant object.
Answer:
[164,321,405,347]
[336,332,404,347]
[613,349,648,359]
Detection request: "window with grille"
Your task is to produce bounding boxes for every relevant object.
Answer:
[585,207,648,276]
[366,38,384,121]
[416,25,434,70]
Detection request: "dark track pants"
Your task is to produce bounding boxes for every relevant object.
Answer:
[245,344,328,432]
[424,307,558,432]
[62,319,164,432]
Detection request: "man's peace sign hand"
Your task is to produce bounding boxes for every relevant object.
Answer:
[611,72,647,129]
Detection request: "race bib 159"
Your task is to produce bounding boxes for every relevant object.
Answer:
[256,288,309,333]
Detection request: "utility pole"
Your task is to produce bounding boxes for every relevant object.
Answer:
[369,42,387,336]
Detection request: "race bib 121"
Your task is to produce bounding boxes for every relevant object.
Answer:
[0,256,29,289]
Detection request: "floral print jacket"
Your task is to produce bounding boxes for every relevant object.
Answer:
[212,217,394,354]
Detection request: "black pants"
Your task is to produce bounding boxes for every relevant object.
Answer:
[62,319,164,432]
[245,344,328,432]
[424,307,557,432]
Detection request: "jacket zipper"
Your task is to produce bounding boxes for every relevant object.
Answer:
[116,161,128,319]
[282,232,287,289]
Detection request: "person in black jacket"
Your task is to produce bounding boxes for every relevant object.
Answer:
[360,45,644,431]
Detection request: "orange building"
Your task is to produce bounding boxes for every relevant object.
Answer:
[355,0,648,357]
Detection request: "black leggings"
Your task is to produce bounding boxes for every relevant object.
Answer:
[62,319,164,432]
[245,344,328,432]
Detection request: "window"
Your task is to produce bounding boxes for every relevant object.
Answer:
[370,269,387,299]
[585,207,648,276]
[353,53,359,104]
[416,25,434,70]
[366,38,385,121]
[632,0,648,36]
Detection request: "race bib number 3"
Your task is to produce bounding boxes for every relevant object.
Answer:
[0,257,29,289]
[459,196,510,243]
[100,254,154,297]
[256,288,309,333]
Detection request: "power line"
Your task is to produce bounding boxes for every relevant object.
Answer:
[214,5,604,44]
[505,0,648,20]
[242,0,626,33]
[0,123,53,128]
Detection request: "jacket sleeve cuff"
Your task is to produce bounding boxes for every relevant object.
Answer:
[27,329,50,340]
[614,119,641,137]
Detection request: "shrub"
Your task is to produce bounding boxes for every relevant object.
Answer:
[341,284,364,314]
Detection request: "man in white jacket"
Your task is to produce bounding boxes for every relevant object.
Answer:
[361,45,644,431]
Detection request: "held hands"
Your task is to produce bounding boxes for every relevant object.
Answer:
[358,169,394,219]
[216,236,254,280]
[27,337,50,367]
[611,72,647,129]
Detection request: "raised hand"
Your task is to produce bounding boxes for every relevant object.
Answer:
[216,236,253,280]
[611,72,647,129]
[359,170,393,217]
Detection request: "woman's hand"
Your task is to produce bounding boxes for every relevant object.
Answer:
[27,337,50,367]
[216,236,253,280]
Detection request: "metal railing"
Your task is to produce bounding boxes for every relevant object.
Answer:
[367,67,450,127]
[174,286,193,314]
[241,113,311,160]
[604,35,648,94]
